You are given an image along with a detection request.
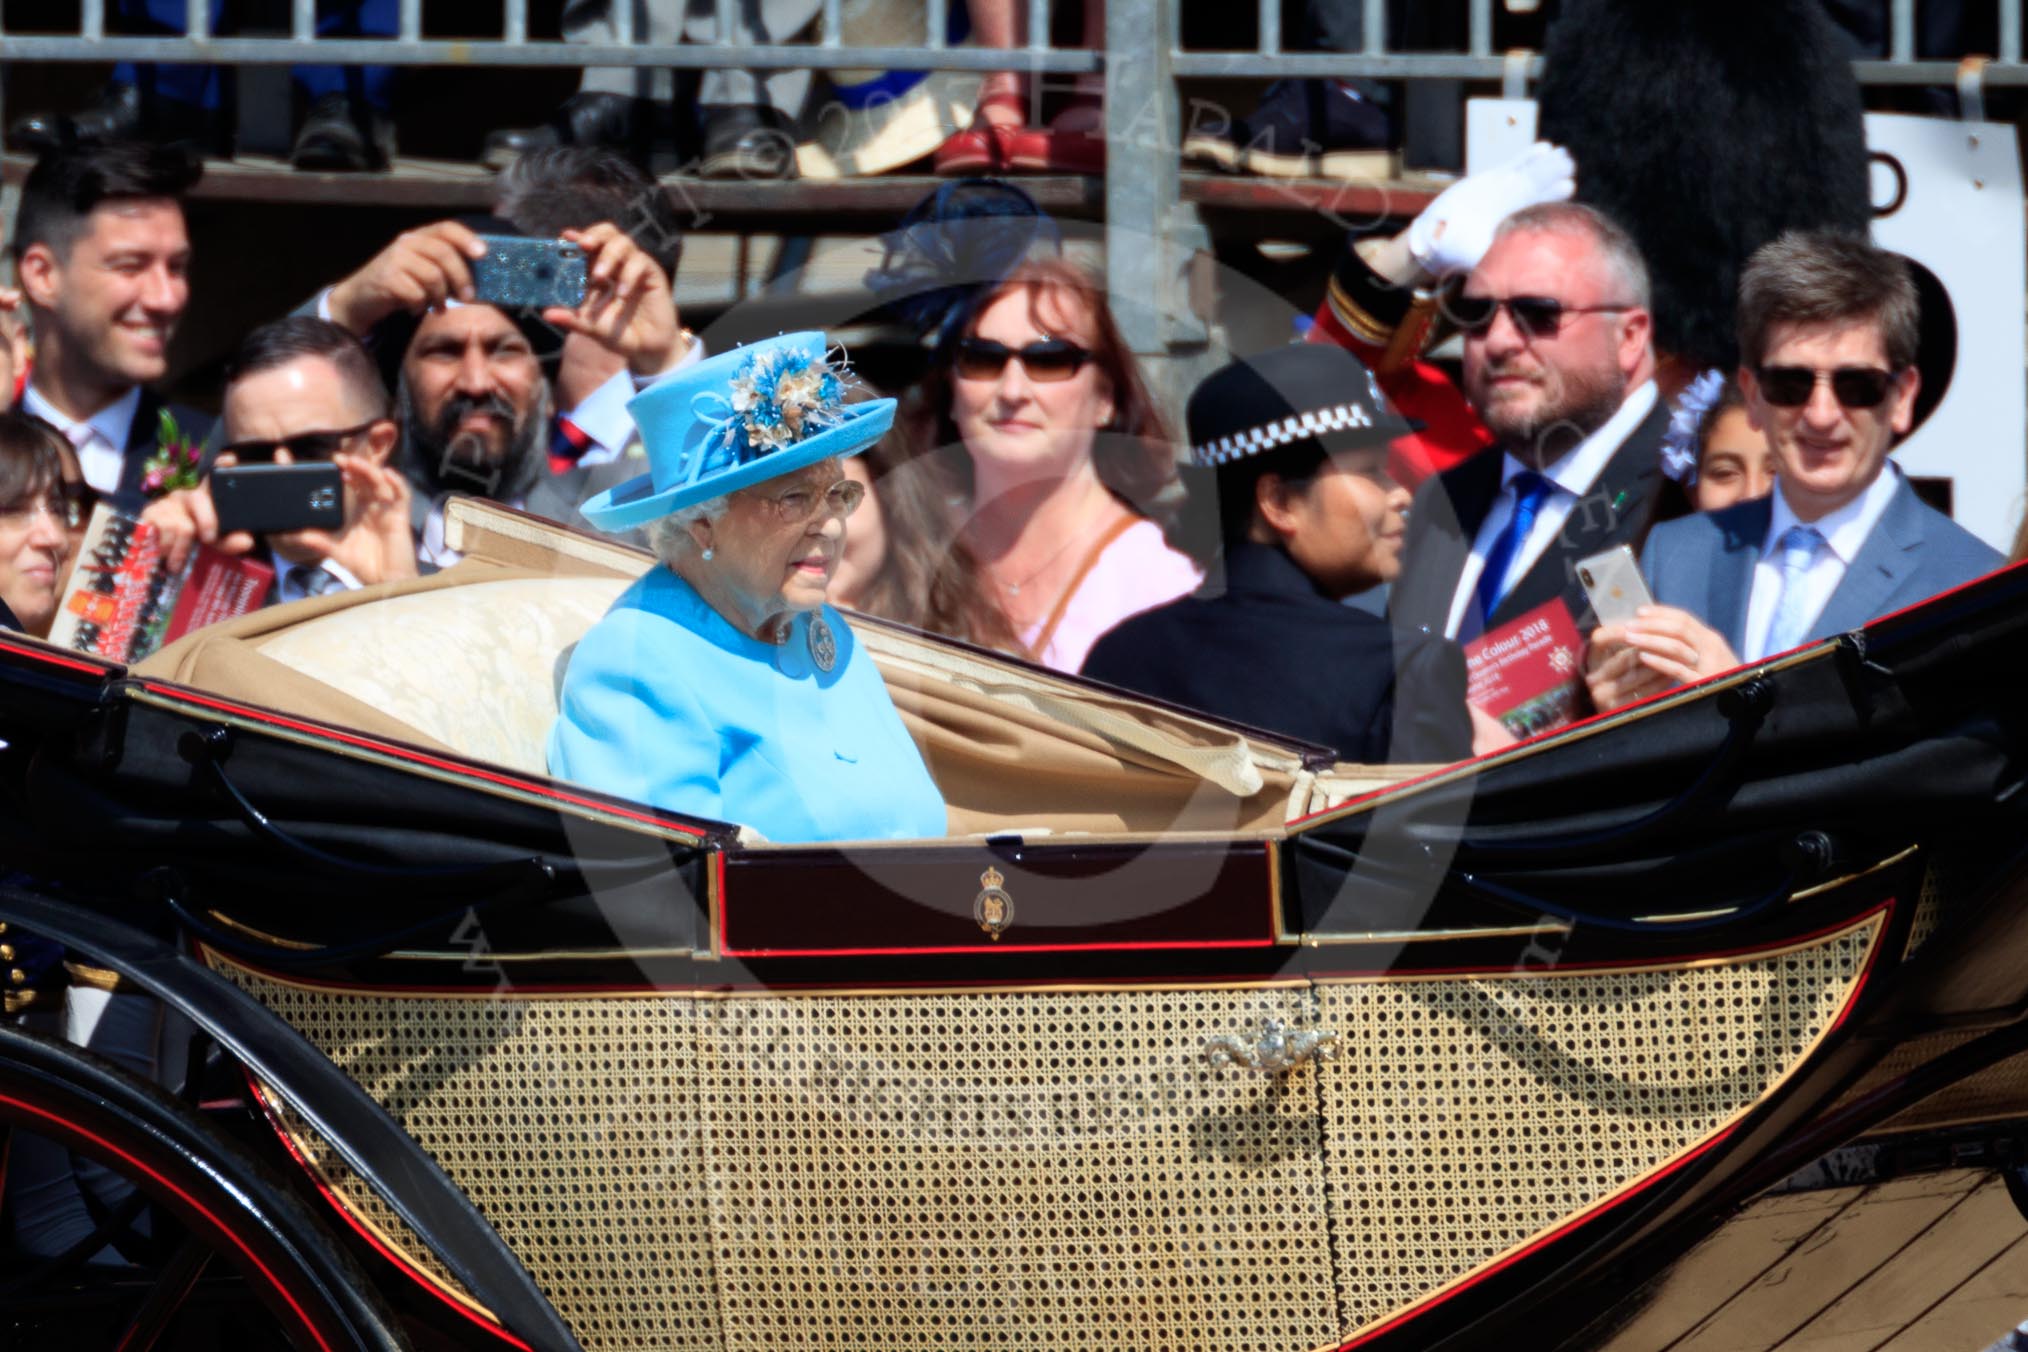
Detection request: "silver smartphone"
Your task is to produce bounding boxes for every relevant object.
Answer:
[1576,545,1654,627]
[469,236,587,311]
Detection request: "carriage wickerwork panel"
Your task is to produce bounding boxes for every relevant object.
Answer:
[694,988,1340,1352]
[1316,915,1881,1340]
[206,961,725,1351]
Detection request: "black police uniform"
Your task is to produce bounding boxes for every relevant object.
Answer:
[1080,542,1472,765]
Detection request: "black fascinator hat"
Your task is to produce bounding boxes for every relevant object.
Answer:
[863,179,1063,354]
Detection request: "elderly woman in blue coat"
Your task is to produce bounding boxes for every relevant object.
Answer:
[549,331,948,842]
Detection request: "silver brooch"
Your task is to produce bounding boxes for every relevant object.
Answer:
[807,614,837,672]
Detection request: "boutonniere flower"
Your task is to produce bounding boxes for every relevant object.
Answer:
[140,408,204,497]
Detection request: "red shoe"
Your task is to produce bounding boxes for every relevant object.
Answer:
[933,123,1006,174]
[1016,127,1104,174]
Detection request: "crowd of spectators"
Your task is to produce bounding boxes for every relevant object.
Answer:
[0,116,2013,787]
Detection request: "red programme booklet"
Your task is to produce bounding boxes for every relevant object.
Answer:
[46,504,274,664]
[1462,598,1587,740]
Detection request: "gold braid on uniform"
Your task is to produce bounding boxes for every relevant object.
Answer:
[1326,250,1441,375]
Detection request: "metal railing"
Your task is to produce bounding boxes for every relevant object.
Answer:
[3,0,2024,364]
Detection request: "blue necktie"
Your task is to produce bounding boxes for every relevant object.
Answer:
[1765,524,1826,654]
[1471,470,1555,636]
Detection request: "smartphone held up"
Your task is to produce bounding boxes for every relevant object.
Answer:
[469,236,588,312]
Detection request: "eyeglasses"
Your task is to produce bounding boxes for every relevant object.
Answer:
[0,491,66,529]
[1754,365,1899,410]
[221,419,387,464]
[952,337,1092,383]
[56,479,97,531]
[1447,293,1635,338]
[761,478,867,525]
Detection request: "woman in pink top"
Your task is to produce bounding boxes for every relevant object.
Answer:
[899,256,1202,672]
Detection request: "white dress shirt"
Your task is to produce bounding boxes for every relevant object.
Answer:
[1741,465,1903,661]
[1443,380,1659,639]
[562,338,707,467]
[22,383,142,495]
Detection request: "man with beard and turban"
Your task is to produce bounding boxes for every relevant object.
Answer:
[315,213,692,563]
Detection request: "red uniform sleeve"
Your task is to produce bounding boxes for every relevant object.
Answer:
[1307,253,1494,491]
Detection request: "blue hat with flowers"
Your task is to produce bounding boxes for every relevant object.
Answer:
[581,331,896,532]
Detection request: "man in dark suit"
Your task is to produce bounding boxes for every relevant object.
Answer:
[10,142,212,512]
[1390,201,1668,646]
[1586,232,2003,711]
[141,317,418,605]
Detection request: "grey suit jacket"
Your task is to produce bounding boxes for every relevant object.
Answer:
[1641,473,2005,654]
[523,447,650,549]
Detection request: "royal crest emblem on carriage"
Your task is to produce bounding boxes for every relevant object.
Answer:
[973,865,1013,939]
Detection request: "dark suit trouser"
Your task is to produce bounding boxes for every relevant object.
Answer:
[566,0,821,113]
[117,0,396,110]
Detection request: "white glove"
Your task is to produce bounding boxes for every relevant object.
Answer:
[1406,142,1577,279]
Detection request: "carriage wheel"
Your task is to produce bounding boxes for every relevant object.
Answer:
[0,1022,406,1350]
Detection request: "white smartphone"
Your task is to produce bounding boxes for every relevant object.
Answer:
[1576,545,1654,627]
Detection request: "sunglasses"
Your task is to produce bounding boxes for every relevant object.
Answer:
[1447,293,1634,338]
[222,419,387,464]
[952,337,1092,383]
[761,478,867,526]
[1754,365,1899,410]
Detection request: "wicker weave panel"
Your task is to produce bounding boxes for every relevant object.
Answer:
[212,967,723,1351]
[697,988,1337,1352]
[211,917,1877,1351]
[1316,918,1878,1335]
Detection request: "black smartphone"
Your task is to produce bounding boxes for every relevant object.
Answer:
[212,463,345,536]
[469,235,588,311]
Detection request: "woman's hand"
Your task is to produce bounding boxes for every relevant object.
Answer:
[541,224,687,378]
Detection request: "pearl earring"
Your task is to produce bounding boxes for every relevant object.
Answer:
[702,547,714,561]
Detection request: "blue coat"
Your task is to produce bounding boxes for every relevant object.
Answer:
[1641,474,2004,654]
[548,567,947,843]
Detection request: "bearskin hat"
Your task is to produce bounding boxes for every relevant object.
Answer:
[1537,0,1872,372]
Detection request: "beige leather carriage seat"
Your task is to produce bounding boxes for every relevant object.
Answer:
[138,501,1424,835]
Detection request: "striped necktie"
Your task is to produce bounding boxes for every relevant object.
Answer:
[548,415,593,474]
[285,563,344,601]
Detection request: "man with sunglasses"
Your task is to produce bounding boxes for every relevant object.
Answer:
[140,317,417,602]
[1386,201,1671,650]
[1586,232,2000,711]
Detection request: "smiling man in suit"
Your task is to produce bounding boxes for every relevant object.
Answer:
[1390,201,1667,647]
[1586,232,2002,711]
[11,142,212,511]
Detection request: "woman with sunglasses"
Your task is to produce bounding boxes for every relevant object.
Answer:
[903,255,1201,672]
[551,332,947,844]
[0,412,74,636]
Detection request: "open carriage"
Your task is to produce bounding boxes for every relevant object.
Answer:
[2,499,2027,1351]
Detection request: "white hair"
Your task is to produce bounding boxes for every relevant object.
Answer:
[645,495,728,566]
